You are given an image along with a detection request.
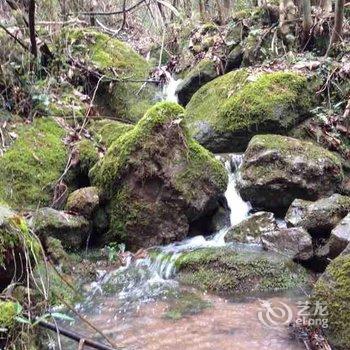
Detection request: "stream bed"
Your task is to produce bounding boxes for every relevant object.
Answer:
[54,154,307,350]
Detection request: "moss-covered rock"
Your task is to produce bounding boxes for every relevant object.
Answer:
[310,246,350,350]
[185,70,315,152]
[89,119,134,147]
[90,102,228,249]
[176,247,310,294]
[225,211,277,243]
[237,135,343,214]
[0,118,68,209]
[60,29,157,122]
[0,205,41,288]
[66,186,100,218]
[0,301,21,329]
[31,208,90,251]
[176,59,218,106]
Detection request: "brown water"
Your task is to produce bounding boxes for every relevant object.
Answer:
[59,290,305,350]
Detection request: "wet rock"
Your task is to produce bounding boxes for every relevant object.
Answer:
[317,213,350,259]
[90,102,228,249]
[185,70,315,152]
[176,246,311,294]
[237,135,343,214]
[225,211,277,243]
[261,227,313,261]
[285,194,350,237]
[66,187,100,218]
[31,208,90,250]
[176,59,218,106]
[310,245,350,350]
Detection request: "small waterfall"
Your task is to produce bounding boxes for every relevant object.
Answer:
[222,154,252,226]
[163,76,182,103]
[84,154,252,309]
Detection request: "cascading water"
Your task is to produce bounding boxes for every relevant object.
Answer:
[59,154,305,350]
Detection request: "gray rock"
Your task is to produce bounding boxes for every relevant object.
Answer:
[285,194,350,237]
[261,227,313,261]
[238,135,344,214]
[176,59,218,106]
[224,44,243,73]
[31,208,90,250]
[225,211,277,243]
[66,186,100,218]
[319,213,350,259]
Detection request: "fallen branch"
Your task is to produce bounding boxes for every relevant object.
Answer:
[73,0,146,16]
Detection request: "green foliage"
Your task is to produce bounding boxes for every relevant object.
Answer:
[0,118,68,209]
[0,301,22,328]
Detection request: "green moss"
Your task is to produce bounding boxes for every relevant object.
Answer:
[186,70,314,135]
[90,102,186,198]
[176,247,309,294]
[75,139,99,174]
[61,29,155,122]
[310,253,350,350]
[245,134,342,180]
[0,119,68,209]
[0,301,21,328]
[163,291,211,320]
[90,119,134,147]
[174,140,228,200]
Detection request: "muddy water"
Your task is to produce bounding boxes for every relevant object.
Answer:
[60,290,305,350]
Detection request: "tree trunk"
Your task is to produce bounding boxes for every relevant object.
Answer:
[28,0,37,59]
[329,0,344,43]
[279,0,298,36]
[302,0,313,44]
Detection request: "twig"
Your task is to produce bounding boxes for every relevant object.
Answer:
[0,24,29,52]
[73,0,146,16]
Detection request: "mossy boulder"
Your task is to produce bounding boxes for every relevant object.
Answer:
[185,70,315,152]
[31,208,90,250]
[176,247,310,294]
[89,119,133,147]
[90,102,228,249]
[0,205,40,289]
[0,300,21,329]
[0,119,68,209]
[237,135,343,214]
[60,29,156,122]
[176,59,218,106]
[74,139,99,177]
[310,246,350,350]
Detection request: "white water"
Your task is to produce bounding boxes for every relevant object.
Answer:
[163,75,182,103]
[84,155,251,305]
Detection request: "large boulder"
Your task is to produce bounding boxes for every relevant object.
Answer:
[60,29,156,122]
[310,246,350,350]
[31,208,90,250]
[185,70,315,152]
[90,102,228,249]
[285,194,350,237]
[327,213,350,258]
[176,246,310,294]
[225,211,277,243]
[176,59,218,106]
[261,227,313,261]
[237,135,343,214]
[0,119,68,209]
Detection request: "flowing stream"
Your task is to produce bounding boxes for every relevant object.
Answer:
[55,154,306,350]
